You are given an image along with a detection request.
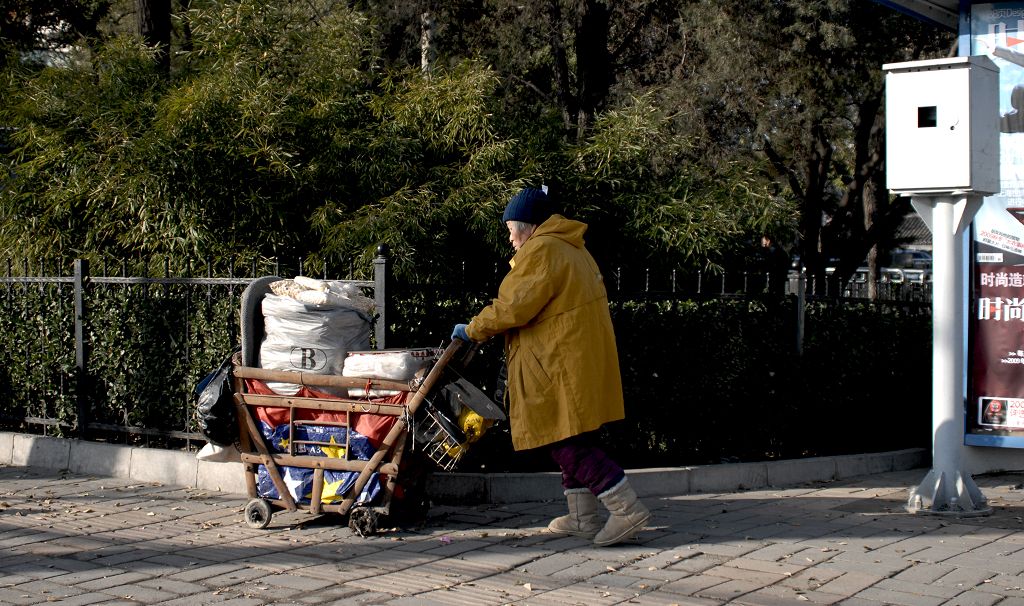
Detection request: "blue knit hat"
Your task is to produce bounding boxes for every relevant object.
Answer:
[502,187,552,225]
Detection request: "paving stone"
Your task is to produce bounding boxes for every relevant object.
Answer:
[9,578,85,600]
[344,568,460,595]
[506,581,636,605]
[415,556,511,581]
[891,561,957,583]
[4,560,94,581]
[910,544,974,563]
[688,540,765,558]
[153,591,248,605]
[695,578,766,601]
[935,566,1002,590]
[74,570,154,591]
[744,542,814,562]
[460,544,553,569]
[778,566,846,592]
[966,574,1024,598]
[618,564,690,584]
[258,572,337,591]
[722,555,808,576]
[660,573,732,596]
[551,558,627,581]
[200,566,271,589]
[341,547,442,572]
[815,570,886,598]
[165,562,246,583]
[516,551,589,576]
[817,553,912,577]
[733,585,844,605]
[53,594,126,606]
[942,590,1005,606]
[853,586,947,606]
[0,586,42,605]
[873,577,962,599]
[588,569,663,590]
[97,582,178,603]
[322,590,399,605]
[227,579,301,602]
[668,553,730,573]
[701,563,789,585]
[943,553,1024,575]
[617,590,721,605]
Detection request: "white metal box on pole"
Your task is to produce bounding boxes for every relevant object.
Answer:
[885,56,1000,195]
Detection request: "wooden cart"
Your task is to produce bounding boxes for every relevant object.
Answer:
[231,339,478,534]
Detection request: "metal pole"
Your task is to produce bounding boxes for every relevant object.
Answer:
[796,270,806,356]
[373,244,388,350]
[74,259,89,439]
[906,194,989,516]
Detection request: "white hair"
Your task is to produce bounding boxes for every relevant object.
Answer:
[508,220,536,232]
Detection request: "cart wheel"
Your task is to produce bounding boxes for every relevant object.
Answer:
[244,498,273,529]
[348,508,379,537]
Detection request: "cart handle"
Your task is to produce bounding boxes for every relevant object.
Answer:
[405,339,464,416]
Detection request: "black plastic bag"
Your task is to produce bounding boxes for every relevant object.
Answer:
[195,347,240,447]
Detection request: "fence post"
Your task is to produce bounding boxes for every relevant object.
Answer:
[796,270,806,356]
[74,259,90,439]
[374,244,388,349]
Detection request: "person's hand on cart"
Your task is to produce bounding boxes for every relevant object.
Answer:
[451,323,471,342]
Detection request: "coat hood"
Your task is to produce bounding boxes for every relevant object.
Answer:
[534,214,586,248]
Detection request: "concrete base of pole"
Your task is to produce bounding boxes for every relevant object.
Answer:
[906,468,992,516]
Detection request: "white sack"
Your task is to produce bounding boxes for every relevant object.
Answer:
[271,277,376,317]
[344,349,434,397]
[259,293,372,395]
[196,442,241,463]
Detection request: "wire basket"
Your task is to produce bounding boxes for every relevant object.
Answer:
[412,405,467,471]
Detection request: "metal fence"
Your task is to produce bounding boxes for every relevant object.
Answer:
[0,254,387,447]
[407,256,934,303]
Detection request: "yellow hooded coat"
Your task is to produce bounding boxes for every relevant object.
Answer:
[465,215,625,451]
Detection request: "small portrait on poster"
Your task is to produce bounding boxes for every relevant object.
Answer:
[977,397,1024,428]
[981,398,1008,425]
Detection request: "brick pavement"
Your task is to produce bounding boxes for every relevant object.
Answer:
[1,465,1024,605]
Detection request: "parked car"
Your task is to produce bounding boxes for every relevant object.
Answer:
[890,249,932,270]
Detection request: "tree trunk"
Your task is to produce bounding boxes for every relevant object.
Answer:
[136,0,171,75]
[178,0,193,54]
[420,11,434,73]
[573,0,612,139]
[544,0,575,134]
[802,124,833,295]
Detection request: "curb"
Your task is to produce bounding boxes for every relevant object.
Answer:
[0,431,927,504]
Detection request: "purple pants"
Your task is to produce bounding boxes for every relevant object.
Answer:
[548,432,625,495]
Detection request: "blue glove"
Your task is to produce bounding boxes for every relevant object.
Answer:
[451,323,470,342]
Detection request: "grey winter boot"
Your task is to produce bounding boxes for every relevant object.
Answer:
[547,488,603,538]
[593,478,650,546]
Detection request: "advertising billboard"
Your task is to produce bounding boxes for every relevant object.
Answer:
[969,3,1024,447]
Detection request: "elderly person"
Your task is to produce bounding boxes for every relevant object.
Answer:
[452,187,649,546]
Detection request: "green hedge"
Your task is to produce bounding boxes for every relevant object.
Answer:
[392,291,933,472]
[0,278,240,443]
[85,283,239,438]
[0,281,78,429]
[0,277,931,466]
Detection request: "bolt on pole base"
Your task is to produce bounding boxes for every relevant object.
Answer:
[906,468,992,517]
